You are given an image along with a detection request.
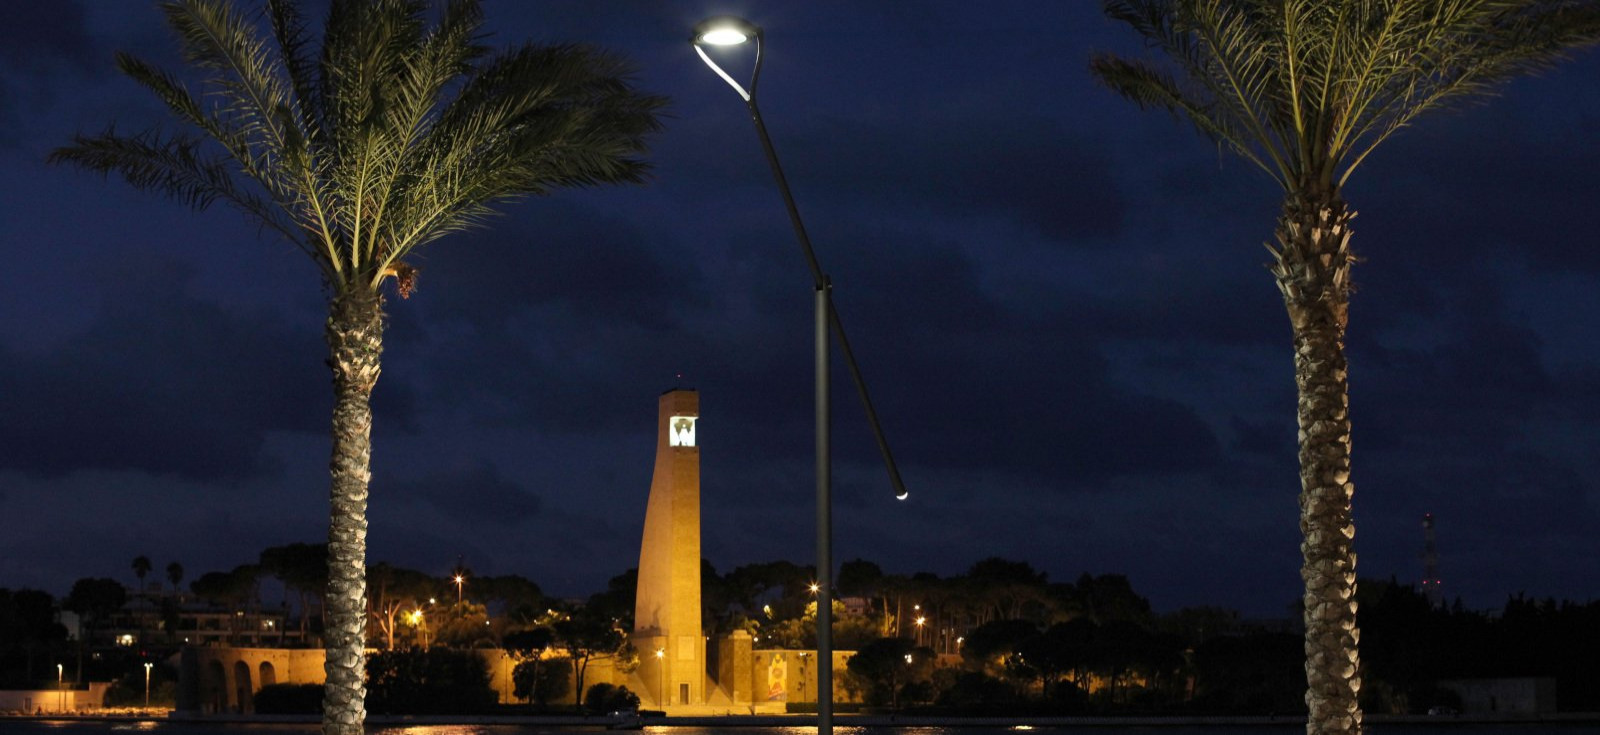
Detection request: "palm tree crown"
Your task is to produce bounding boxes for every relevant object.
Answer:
[52,0,665,298]
[1093,0,1600,194]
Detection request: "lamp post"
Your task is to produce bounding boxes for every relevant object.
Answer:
[57,663,64,713]
[655,648,666,706]
[412,609,428,649]
[144,662,153,709]
[453,574,464,605]
[691,17,910,735]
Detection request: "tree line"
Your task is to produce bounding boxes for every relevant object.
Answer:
[8,545,1600,714]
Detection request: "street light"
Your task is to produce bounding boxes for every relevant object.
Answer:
[411,609,428,649]
[655,648,667,706]
[453,574,464,605]
[144,662,153,709]
[692,16,911,735]
[57,663,64,713]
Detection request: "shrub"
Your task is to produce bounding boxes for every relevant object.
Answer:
[366,649,497,714]
[583,682,640,714]
[254,684,324,714]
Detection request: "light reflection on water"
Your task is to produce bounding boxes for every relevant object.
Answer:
[2,722,1597,735]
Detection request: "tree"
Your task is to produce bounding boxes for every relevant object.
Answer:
[50,3,664,734]
[553,607,630,702]
[476,575,544,621]
[131,556,152,591]
[1091,4,1600,733]
[259,542,328,636]
[165,562,184,596]
[434,601,493,649]
[366,563,436,650]
[131,556,153,644]
[961,618,1039,678]
[844,636,915,708]
[190,566,261,644]
[505,627,563,706]
[512,654,570,708]
[837,559,885,601]
[0,589,69,684]
[64,578,128,634]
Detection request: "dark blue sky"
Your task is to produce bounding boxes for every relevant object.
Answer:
[2,1,1597,618]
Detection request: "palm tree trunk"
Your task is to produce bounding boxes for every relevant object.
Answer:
[321,290,383,735]
[1270,193,1361,735]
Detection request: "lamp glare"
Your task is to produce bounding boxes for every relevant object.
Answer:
[699,28,750,45]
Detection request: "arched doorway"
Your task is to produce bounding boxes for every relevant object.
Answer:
[233,661,253,713]
[205,660,226,714]
[259,661,277,688]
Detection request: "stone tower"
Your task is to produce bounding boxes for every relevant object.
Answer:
[633,389,703,707]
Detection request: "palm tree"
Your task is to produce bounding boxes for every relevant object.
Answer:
[132,556,152,644]
[1090,3,1599,733]
[51,2,664,733]
[165,561,184,596]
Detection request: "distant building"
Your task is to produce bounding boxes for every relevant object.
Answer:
[1438,677,1557,714]
[80,587,300,650]
[179,389,861,715]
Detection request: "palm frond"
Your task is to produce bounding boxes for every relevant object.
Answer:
[49,129,318,264]
[373,42,665,280]
[57,0,666,297]
[1098,0,1600,193]
[1090,54,1284,185]
[160,1,297,176]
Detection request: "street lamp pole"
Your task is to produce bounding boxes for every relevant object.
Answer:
[692,17,911,735]
[57,663,64,713]
[655,648,667,706]
[144,662,153,709]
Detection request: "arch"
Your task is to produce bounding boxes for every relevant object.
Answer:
[205,660,226,714]
[233,660,253,713]
[259,661,277,688]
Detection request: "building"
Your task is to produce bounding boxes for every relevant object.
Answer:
[179,389,859,714]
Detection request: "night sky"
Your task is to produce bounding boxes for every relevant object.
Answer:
[2,1,1598,619]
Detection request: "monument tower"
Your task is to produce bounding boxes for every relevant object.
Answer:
[633,389,703,707]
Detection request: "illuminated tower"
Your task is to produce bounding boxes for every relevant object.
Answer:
[1421,513,1442,608]
[633,389,703,707]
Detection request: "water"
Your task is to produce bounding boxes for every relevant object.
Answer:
[0,722,1594,735]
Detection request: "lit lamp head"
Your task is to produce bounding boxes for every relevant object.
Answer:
[691,16,763,102]
[691,16,759,47]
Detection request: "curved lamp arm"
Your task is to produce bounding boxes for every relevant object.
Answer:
[691,16,763,103]
[691,16,909,503]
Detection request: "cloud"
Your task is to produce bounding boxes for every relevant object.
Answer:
[382,463,542,527]
[0,1,94,71]
[0,257,413,481]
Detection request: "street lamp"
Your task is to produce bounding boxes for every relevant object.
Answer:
[655,648,667,706]
[453,574,464,605]
[57,663,64,713]
[144,662,153,709]
[692,16,911,735]
[411,609,428,649]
